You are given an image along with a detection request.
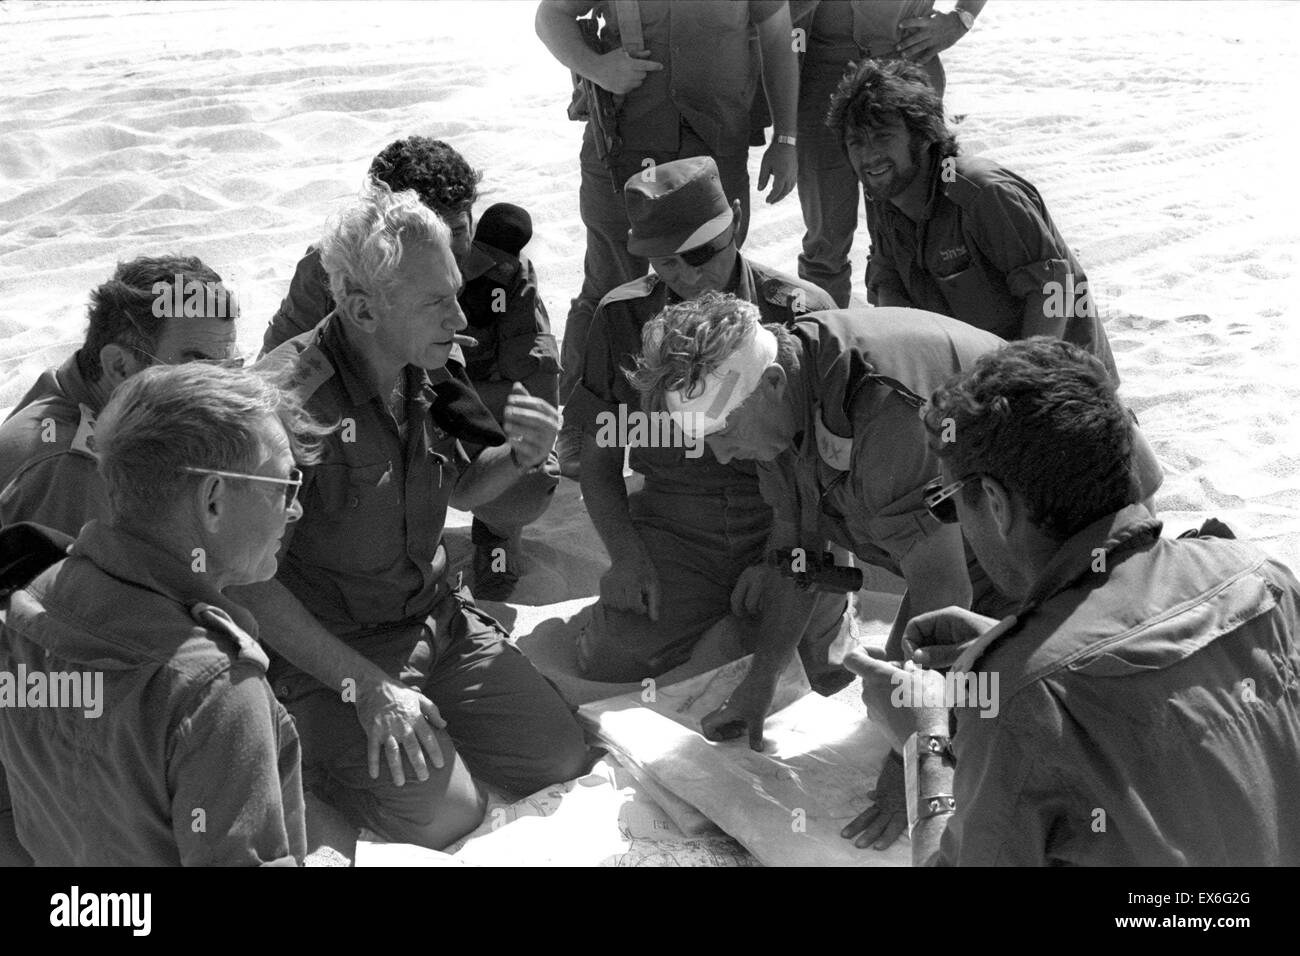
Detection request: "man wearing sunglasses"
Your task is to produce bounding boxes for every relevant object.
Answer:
[846,339,1300,865]
[628,291,1004,847]
[566,156,847,688]
[0,255,240,539]
[248,183,588,854]
[0,363,322,865]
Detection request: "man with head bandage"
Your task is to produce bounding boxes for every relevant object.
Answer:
[630,291,1008,850]
[566,156,845,687]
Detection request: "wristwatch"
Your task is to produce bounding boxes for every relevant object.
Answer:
[953,8,976,32]
[776,134,797,147]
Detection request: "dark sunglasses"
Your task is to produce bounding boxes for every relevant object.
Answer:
[664,230,733,268]
[923,474,978,524]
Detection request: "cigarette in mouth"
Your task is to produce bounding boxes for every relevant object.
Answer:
[453,333,479,347]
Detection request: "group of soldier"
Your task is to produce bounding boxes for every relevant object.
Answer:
[0,1,1296,867]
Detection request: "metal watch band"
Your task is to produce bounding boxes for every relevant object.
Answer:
[776,134,797,147]
[916,794,957,821]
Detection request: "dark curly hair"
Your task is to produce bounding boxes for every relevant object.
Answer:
[367,136,481,216]
[79,255,229,383]
[924,338,1133,542]
[826,58,958,160]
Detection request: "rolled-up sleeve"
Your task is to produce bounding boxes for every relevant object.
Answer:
[968,182,1075,303]
[571,304,641,431]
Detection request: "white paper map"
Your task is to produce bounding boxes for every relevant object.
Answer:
[578,656,910,867]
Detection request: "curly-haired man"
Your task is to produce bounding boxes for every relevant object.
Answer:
[828,59,1117,379]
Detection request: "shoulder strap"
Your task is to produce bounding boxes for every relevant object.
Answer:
[612,0,643,51]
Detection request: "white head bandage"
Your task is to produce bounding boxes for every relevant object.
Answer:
[664,325,778,440]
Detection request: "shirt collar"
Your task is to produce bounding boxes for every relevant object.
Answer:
[732,254,753,301]
[458,242,497,283]
[316,311,438,410]
[919,144,946,219]
[69,520,260,638]
[57,352,105,414]
[952,504,1163,674]
[1020,504,1164,611]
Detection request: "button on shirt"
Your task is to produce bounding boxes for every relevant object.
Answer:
[565,0,785,157]
[265,315,488,635]
[940,506,1300,866]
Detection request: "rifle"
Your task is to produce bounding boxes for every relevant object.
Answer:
[566,6,640,194]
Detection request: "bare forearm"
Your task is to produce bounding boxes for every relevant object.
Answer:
[900,525,972,617]
[580,440,646,561]
[1019,294,1068,340]
[230,578,389,693]
[536,1,605,82]
[758,7,799,136]
[754,579,823,676]
[451,444,528,510]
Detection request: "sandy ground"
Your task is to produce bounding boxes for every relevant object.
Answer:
[2,0,1299,720]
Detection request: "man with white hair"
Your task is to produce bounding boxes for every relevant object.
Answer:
[247,183,588,851]
[630,292,1005,848]
[0,363,316,865]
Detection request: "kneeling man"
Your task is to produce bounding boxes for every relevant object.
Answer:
[0,363,316,865]
[851,339,1300,865]
[570,156,842,685]
[250,183,589,851]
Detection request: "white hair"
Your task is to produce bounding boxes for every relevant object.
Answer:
[319,180,451,304]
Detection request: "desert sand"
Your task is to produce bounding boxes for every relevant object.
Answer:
[1,0,1298,860]
[3,0,1297,572]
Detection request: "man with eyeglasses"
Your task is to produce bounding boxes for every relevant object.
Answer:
[0,256,238,866]
[567,156,848,688]
[628,292,1005,849]
[845,338,1300,866]
[247,183,589,853]
[0,363,322,865]
[0,255,240,538]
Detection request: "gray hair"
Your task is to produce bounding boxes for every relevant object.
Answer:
[319,180,451,305]
[96,363,333,527]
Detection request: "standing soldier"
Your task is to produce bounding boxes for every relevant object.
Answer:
[536,0,802,475]
[792,1,986,307]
